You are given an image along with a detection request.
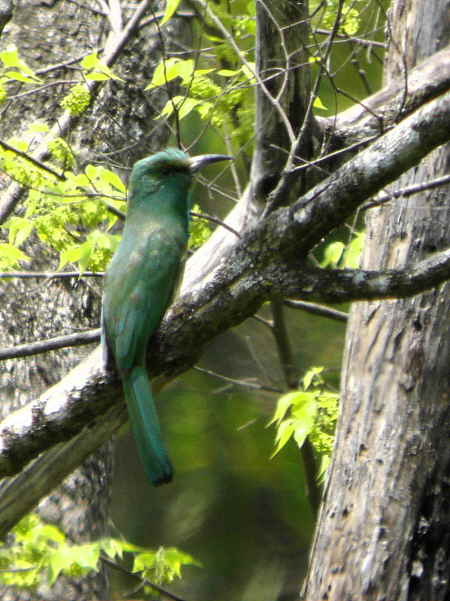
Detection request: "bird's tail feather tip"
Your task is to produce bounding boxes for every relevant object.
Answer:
[124,366,174,487]
[152,465,174,486]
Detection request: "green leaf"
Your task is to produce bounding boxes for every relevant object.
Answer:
[80,51,123,81]
[80,52,97,70]
[241,62,256,82]
[99,168,126,193]
[302,366,324,390]
[217,68,240,77]
[0,47,43,83]
[270,390,318,456]
[291,394,317,449]
[321,241,345,267]
[84,72,110,81]
[27,121,50,133]
[47,543,100,585]
[6,70,39,84]
[99,538,125,560]
[58,242,90,271]
[132,551,157,573]
[35,524,66,545]
[313,95,327,110]
[6,216,34,247]
[162,547,201,576]
[343,231,365,268]
[160,0,182,25]
[60,83,91,115]
[157,96,200,121]
[0,47,24,68]
[268,391,300,427]
[147,58,193,89]
[0,243,30,269]
[271,419,296,457]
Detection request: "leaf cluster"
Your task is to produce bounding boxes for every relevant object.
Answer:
[0,513,199,591]
[269,367,339,478]
[1,136,126,271]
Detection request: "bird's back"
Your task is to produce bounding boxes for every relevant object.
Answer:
[102,210,188,374]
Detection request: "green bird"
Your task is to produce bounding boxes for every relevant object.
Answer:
[102,148,231,486]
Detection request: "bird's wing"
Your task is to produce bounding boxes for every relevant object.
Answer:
[102,226,186,373]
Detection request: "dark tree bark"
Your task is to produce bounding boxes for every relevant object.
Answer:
[301,1,450,599]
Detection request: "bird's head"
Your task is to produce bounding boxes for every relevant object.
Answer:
[129,148,232,203]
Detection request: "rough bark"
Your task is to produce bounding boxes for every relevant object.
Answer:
[301,1,450,599]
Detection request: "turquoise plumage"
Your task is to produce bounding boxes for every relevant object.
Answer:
[102,148,231,485]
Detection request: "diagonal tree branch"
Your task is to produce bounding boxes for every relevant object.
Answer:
[0,329,101,361]
[0,85,449,534]
[318,46,450,155]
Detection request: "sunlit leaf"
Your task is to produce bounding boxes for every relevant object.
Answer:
[313,95,327,110]
[268,391,302,426]
[0,243,30,268]
[132,551,157,573]
[160,0,182,26]
[6,216,34,247]
[100,168,126,193]
[271,419,296,457]
[321,241,345,267]
[302,366,324,390]
[343,231,365,268]
[291,394,317,449]
[80,51,123,81]
[0,47,42,83]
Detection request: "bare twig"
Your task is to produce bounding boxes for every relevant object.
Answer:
[313,28,386,49]
[284,299,348,322]
[0,139,65,181]
[0,271,104,279]
[8,80,78,101]
[362,174,450,210]
[0,329,100,361]
[194,365,282,394]
[190,210,241,238]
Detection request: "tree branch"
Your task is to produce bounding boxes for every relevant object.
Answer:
[284,300,348,322]
[0,329,100,361]
[0,86,449,531]
[284,251,450,304]
[0,271,104,279]
[0,139,65,181]
[361,174,450,210]
[319,46,450,151]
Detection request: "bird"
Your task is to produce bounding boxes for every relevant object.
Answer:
[101,148,232,486]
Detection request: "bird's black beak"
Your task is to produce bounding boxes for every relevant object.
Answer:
[189,153,233,173]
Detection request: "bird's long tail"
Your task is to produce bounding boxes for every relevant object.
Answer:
[122,366,173,485]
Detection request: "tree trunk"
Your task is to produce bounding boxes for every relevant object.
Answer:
[301,0,450,599]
